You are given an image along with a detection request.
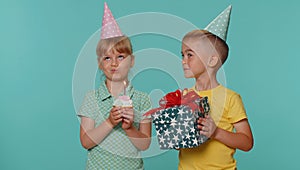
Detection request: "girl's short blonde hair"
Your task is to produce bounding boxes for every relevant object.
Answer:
[96,36,133,62]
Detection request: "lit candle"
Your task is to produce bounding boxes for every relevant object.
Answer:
[113,81,132,108]
[123,81,127,96]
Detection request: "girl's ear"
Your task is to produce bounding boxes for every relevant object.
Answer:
[98,58,103,70]
[130,55,135,68]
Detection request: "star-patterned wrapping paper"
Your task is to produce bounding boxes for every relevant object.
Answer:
[152,97,210,149]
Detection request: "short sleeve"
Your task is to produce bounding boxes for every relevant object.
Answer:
[140,94,152,119]
[77,91,98,120]
[227,94,247,123]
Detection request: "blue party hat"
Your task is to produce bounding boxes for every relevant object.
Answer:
[205,5,232,41]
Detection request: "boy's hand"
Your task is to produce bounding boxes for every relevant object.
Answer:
[108,106,123,127]
[197,115,217,138]
[121,107,134,130]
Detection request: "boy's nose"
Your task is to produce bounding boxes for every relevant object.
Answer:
[182,57,187,64]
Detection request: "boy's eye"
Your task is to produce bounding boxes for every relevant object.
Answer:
[187,53,193,57]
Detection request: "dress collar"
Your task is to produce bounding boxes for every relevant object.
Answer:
[97,80,135,101]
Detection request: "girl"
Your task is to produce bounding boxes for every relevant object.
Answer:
[77,3,151,170]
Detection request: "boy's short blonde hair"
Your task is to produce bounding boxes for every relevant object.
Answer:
[96,36,133,62]
[183,30,229,64]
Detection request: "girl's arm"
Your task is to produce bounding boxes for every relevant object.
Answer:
[120,94,152,150]
[121,107,151,150]
[123,118,152,151]
[80,117,113,149]
[80,107,123,149]
[198,115,253,151]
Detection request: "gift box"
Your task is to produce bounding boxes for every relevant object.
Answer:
[145,89,210,149]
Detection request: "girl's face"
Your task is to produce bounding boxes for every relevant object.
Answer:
[181,39,209,79]
[98,50,134,82]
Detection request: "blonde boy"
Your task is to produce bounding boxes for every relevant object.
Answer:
[179,7,253,169]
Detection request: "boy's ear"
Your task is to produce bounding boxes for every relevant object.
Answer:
[207,55,220,67]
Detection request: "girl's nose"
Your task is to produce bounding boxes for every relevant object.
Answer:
[111,58,119,67]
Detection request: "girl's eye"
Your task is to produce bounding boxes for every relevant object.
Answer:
[187,53,193,57]
[117,55,125,60]
[103,56,111,61]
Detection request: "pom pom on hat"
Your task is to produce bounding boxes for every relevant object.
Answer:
[100,2,123,39]
[205,5,232,41]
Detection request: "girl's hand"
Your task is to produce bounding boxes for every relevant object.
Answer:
[107,106,123,127]
[197,114,217,138]
[121,107,134,130]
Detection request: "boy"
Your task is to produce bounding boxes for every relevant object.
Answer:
[179,6,253,170]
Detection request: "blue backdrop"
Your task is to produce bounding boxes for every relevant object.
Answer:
[1,0,299,169]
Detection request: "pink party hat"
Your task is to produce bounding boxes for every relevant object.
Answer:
[205,5,232,41]
[100,2,123,39]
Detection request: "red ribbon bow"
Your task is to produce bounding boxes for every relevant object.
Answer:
[144,89,200,116]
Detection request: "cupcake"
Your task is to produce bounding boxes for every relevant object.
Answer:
[113,95,132,108]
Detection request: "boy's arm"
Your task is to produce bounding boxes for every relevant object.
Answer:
[199,116,253,151]
[213,119,253,151]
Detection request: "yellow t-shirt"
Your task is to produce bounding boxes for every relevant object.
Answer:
[178,85,247,170]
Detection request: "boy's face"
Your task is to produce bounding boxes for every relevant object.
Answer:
[98,50,134,82]
[181,39,210,79]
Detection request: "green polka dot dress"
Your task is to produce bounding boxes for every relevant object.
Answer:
[77,81,152,170]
